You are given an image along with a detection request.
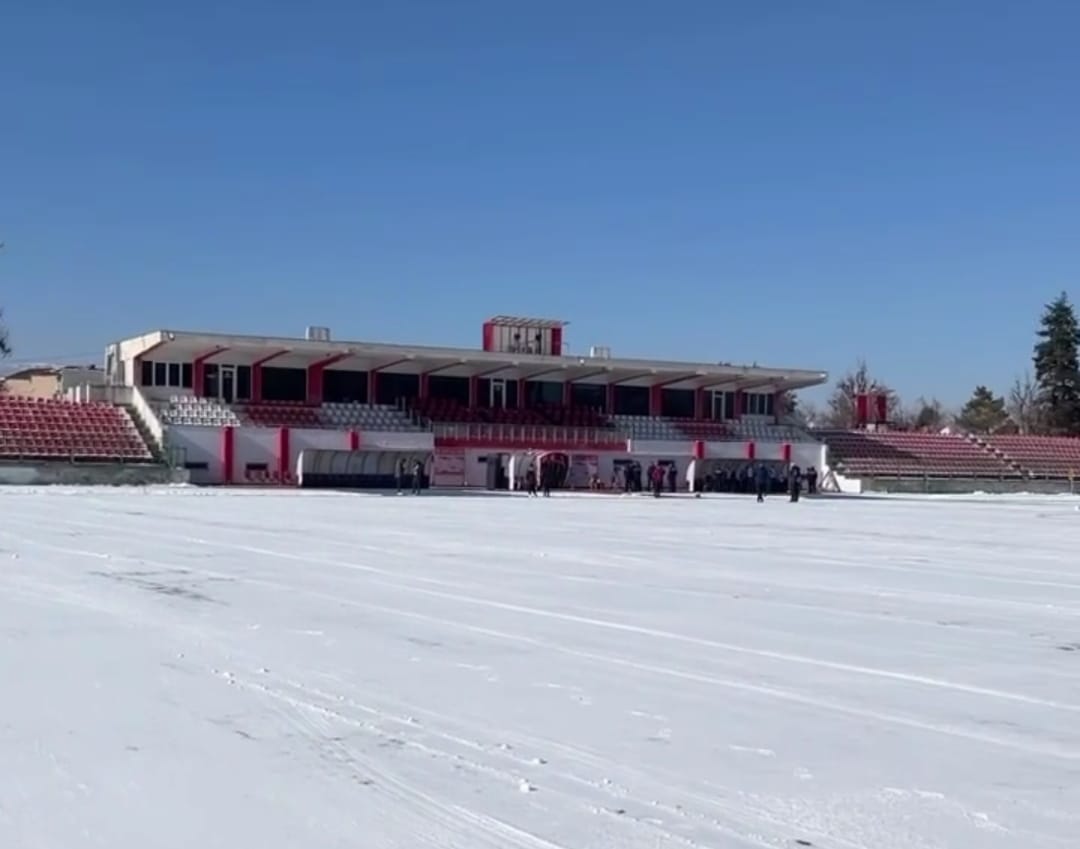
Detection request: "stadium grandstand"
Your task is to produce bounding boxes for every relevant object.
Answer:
[3,314,1080,492]
[96,316,828,488]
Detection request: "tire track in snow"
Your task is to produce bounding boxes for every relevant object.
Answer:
[16,508,1075,715]
[6,520,1078,760]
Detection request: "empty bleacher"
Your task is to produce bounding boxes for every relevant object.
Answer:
[820,430,1018,478]
[610,415,728,440]
[730,421,817,443]
[409,399,599,429]
[0,396,153,462]
[155,396,420,431]
[979,435,1080,478]
[320,402,420,432]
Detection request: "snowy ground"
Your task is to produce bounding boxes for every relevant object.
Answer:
[1,488,1078,849]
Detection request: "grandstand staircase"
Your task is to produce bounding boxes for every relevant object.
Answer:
[123,404,165,464]
[965,434,1027,477]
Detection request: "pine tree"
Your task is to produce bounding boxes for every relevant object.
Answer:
[0,309,10,357]
[1033,292,1080,434]
[956,385,1008,434]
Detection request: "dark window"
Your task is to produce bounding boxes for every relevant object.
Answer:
[141,360,153,386]
[168,362,181,386]
[524,380,562,406]
[205,364,219,398]
[183,461,209,470]
[154,362,167,386]
[429,375,469,404]
[182,363,193,388]
[505,378,519,409]
[570,383,605,409]
[262,367,307,402]
[661,389,694,418]
[324,369,369,403]
[376,372,420,405]
[236,365,252,401]
[612,385,649,416]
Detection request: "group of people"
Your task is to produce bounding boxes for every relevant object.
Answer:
[752,463,818,502]
[613,461,679,497]
[516,457,819,502]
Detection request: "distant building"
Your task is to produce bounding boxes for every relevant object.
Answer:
[0,365,105,399]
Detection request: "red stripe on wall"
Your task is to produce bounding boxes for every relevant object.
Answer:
[221,426,235,485]
[277,427,290,481]
[348,430,360,451]
[550,326,563,355]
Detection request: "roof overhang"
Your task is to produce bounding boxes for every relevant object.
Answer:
[117,330,828,390]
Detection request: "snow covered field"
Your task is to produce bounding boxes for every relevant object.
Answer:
[1,488,1078,849]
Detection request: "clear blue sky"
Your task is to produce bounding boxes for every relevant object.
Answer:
[2,0,1078,406]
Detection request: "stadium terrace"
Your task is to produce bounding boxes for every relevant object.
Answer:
[102,316,829,488]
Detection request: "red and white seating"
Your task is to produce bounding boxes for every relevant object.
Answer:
[0,396,153,462]
[980,435,1080,478]
[820,430,1017,478]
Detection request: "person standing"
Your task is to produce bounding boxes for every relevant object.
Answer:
[412,459,424,495]
[755,463,769,503]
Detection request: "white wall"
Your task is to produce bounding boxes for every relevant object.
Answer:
[233,427,278,474]
[165,424,435,484]
[165,425,222,484]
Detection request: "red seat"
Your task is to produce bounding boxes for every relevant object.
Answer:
[0,396,154,462]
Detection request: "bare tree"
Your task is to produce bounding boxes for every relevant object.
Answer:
[1008,371,1044,434]
[823,359,902,427]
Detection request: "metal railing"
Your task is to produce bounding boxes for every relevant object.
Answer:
[433,422,626,446]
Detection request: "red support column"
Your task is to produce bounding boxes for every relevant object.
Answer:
[221,425,235,485]
[419,372,430,399]
[277,426,290,482]
[468,375,479,407]
[251,350,288,403]
[348,430,360,451]
[550,326,563,355]
[649,385,663,416]
[693,388,705,420]
[562,380,573,406]
[605,383,616,414]
[734,390,745,419]
[306,353,350,405]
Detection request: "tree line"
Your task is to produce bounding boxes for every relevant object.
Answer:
[795,292,1080,436]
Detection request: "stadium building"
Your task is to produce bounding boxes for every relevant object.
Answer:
[102,316,829,488]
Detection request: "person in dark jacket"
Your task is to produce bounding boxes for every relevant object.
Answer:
[806,465,818,495]
[667,463,677,493]
[755,463,769,502]
[541,461,552,497]
[789,465,802,502]
[412,459,424,494]
[650,463,664,497]
[525,465,538,497]
[396,457,407,494]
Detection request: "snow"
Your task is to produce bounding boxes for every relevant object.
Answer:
[1,487,1078,849]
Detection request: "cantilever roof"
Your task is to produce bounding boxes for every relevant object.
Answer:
[122,329,829,391]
